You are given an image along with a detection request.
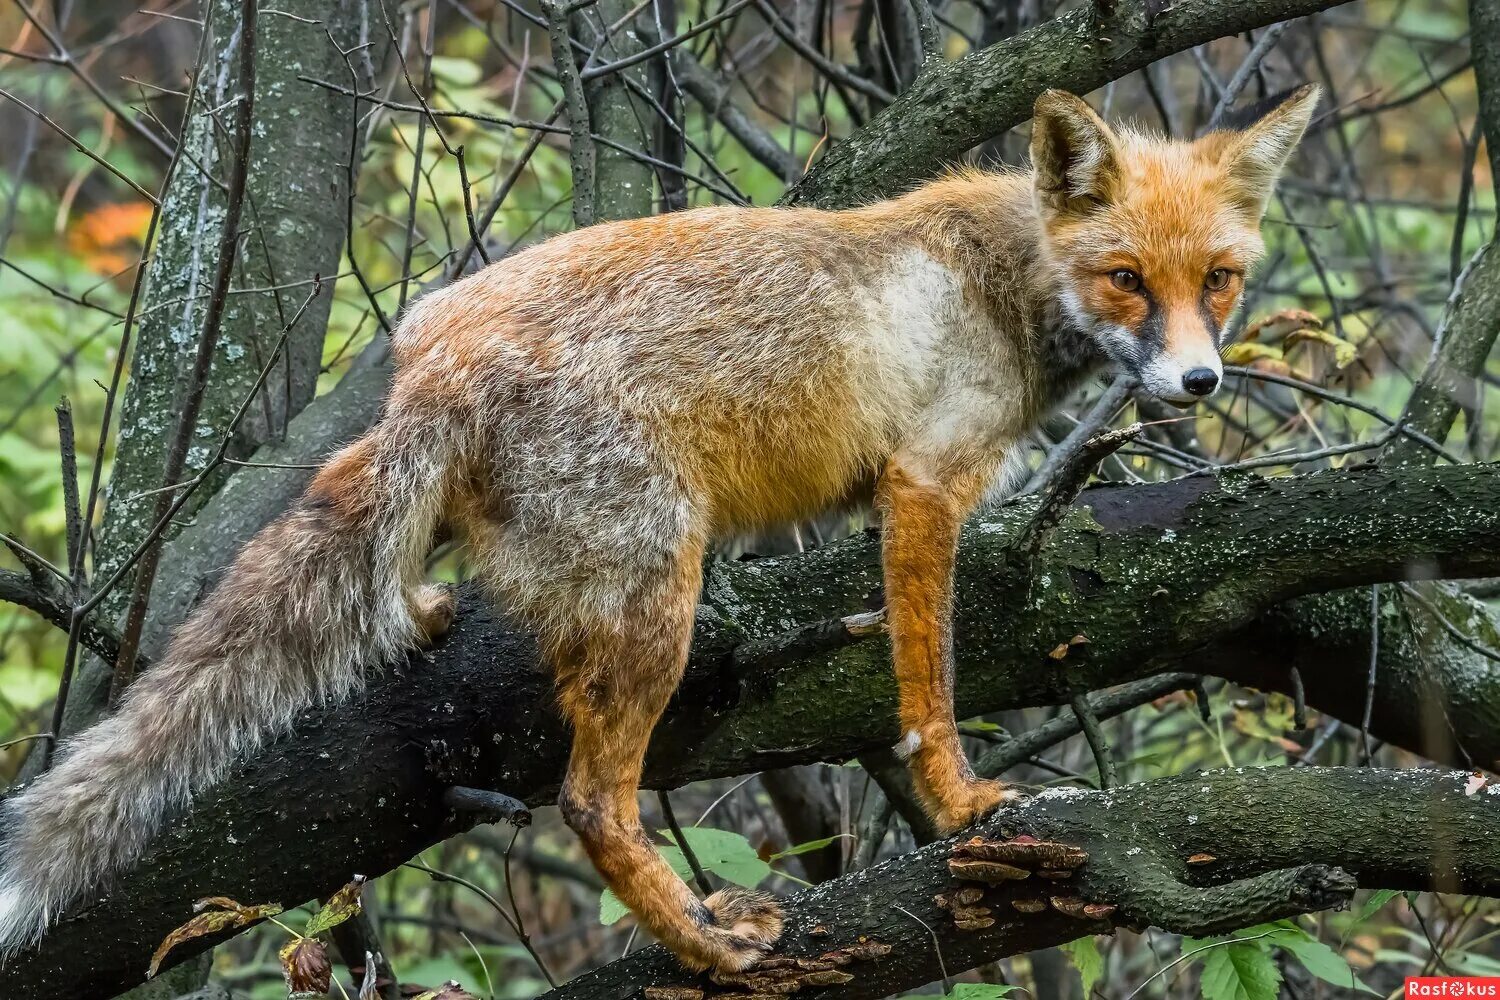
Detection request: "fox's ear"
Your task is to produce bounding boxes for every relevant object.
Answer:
[1216,84,1320,216]
[1031,90,1122,218]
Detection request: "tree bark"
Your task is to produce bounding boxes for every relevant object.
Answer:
[8,461,1500,997]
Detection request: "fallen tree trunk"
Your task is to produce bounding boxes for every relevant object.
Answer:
[6,461,1500,997]
[543,767,1495,1000]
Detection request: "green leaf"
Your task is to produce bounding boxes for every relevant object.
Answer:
[428,56,482,86]
[1061,936,1104,996]
[598,888,629,926]
[1276,932,1375,993]
[660,827,771,888]
[1356,889,1401,923]
[1194,939,1281,1000]
[305,878,365,937]
[1221,920,1374,994]
[770,835,849,860]
[1447,951,1500,977]
[656,845,696,881]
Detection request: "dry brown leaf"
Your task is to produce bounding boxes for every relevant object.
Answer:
[279,936,332,995]
[1243,308,1323,342]
[149,898,283,977]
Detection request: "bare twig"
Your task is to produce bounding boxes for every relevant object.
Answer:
[1070,692,1119,789]
[0,87,158,204]
[658,790,714,895]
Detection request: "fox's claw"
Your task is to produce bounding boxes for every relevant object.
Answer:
[692,887,783,973]
[933,778,1029,835]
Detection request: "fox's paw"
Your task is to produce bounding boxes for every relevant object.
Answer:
[695,887,783,973]
[413,584,457,647]
[933,778,1028,836]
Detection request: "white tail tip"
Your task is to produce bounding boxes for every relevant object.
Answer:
[0,881,45,959]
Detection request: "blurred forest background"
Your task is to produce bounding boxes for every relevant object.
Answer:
[0,0,1496,998]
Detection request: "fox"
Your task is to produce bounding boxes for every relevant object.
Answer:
[0,85,1317,975]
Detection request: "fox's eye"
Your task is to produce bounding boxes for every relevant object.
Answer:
[1206,268,1233,291]
[1109,269,1142,292]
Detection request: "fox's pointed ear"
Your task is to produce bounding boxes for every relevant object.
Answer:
[1031,90,1122,218]
[1216,84,1320,216]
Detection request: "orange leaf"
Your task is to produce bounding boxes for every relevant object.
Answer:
[67,201,153,275]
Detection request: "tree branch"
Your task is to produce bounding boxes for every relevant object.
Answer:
[0,569,120,665]
[542,768,1494,1000]
[787,0,1355,206]
[9,461,1500,996]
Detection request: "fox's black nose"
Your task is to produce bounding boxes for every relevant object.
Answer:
[1182,368,1219,397]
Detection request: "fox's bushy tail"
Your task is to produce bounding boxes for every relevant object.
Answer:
[0,409,458,956]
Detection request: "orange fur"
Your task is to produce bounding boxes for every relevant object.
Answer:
[877,455,1024,831]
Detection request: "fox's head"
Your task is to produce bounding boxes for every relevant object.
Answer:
[1031,85,1319,405]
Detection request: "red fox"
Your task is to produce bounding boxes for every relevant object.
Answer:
[0,86,1316,973]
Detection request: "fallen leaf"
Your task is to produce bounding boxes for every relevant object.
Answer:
[1049,642,1071,660]
[149,898,283,976]
[1464,772,1489,796]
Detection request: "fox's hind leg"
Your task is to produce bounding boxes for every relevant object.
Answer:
[552,546,782,973]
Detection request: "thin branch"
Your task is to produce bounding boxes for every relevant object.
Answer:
[0,87,158,204]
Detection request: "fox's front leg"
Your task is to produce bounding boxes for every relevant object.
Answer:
[877,447,1025,834]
